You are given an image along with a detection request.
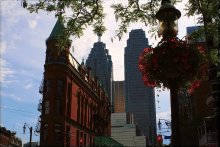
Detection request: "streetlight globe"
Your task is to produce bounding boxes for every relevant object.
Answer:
[156,0,181,37]
[23,125,26,134]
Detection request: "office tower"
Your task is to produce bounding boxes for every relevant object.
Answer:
[86,38,114,107]
[113,81,125,113]
[186,26,205,43]
[124,29,156,145]
[39,19,111,146]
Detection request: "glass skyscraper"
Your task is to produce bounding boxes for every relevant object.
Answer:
[124,29,156,145]
[86,39,113,106]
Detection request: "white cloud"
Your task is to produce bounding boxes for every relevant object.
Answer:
[23,83,33,90]
[1,93,22,102]
[0,1,26,27]
[0,59,16,84]
[28,20,37,29]
[0,41,6,54]
[156,111,171,122]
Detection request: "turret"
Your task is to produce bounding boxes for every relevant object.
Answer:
[45,17,71,63]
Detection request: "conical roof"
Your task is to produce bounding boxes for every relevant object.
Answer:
[48,18,65,40]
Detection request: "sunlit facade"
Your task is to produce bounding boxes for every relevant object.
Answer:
[113,81,125,113]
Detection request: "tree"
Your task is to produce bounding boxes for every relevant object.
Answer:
[22,0,218,40]
[23,0,184,39]
[24,0,105,38]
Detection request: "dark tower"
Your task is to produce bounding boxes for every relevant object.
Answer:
[86,35,114,111]
[124,29,157,145]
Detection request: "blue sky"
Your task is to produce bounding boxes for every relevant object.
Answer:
[1,0,197,145]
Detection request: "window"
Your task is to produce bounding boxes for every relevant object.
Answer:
[77,95,80,122]
[57,80,64,93]
[67,83,72,116]
[76,130,79,146]
[84,100,88,127]
[45,100,50,114]
[84,133,87,146]
[56,99,61,114]
[46,80,51,92]
[43,124,48,140]
[54,124,62,143]
[81,98,84,125]
[66,126,70,146]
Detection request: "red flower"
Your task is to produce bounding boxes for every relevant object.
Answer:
[138,37,206,90]
[198,45,205,54]
[143,48,152,53]
[188,80,201,94]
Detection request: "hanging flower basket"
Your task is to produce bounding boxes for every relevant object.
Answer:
[138,37,207,92]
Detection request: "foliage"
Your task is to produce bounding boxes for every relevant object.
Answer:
[184,0,219,70]
[23,0,218,77]
[138,37,207,92]
[25,0,105,38]
[23,0,184,39]
[111,0,181,40]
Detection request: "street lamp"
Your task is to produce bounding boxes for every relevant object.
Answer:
[23,123,33,147]
[156,0,181,38]
[156,0,181,146]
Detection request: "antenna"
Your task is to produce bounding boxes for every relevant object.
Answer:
[97,32,102,42]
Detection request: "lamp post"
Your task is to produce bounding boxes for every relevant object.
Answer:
[23,123,33,147]
[155,0,181,146]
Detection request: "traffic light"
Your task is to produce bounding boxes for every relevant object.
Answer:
[157,134,163,146]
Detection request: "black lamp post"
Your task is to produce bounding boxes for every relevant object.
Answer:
[23,123,33,147]
[156,0,181,146]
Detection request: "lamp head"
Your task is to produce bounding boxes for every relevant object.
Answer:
[158,119,162,130]
[23,124,26,134]
[156,0,181,37]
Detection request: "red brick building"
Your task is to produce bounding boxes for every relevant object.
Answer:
[0,126,22,147]
[39,19,111,146]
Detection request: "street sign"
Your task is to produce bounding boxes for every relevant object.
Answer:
[164,136,171,139]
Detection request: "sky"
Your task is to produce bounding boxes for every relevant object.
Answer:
[0,0,198,145]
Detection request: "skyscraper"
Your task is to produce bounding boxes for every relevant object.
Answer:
[124,29,156,145]
[86,37,113,107]
[113,81,125,113]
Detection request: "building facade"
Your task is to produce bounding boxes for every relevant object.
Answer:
[124,29,157,145]
[39,19,111,146]
[86,39,113,109]
[113,81,125,113]
[176,26,217,146]
[111,113,146,147]
[0,126,22,147]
